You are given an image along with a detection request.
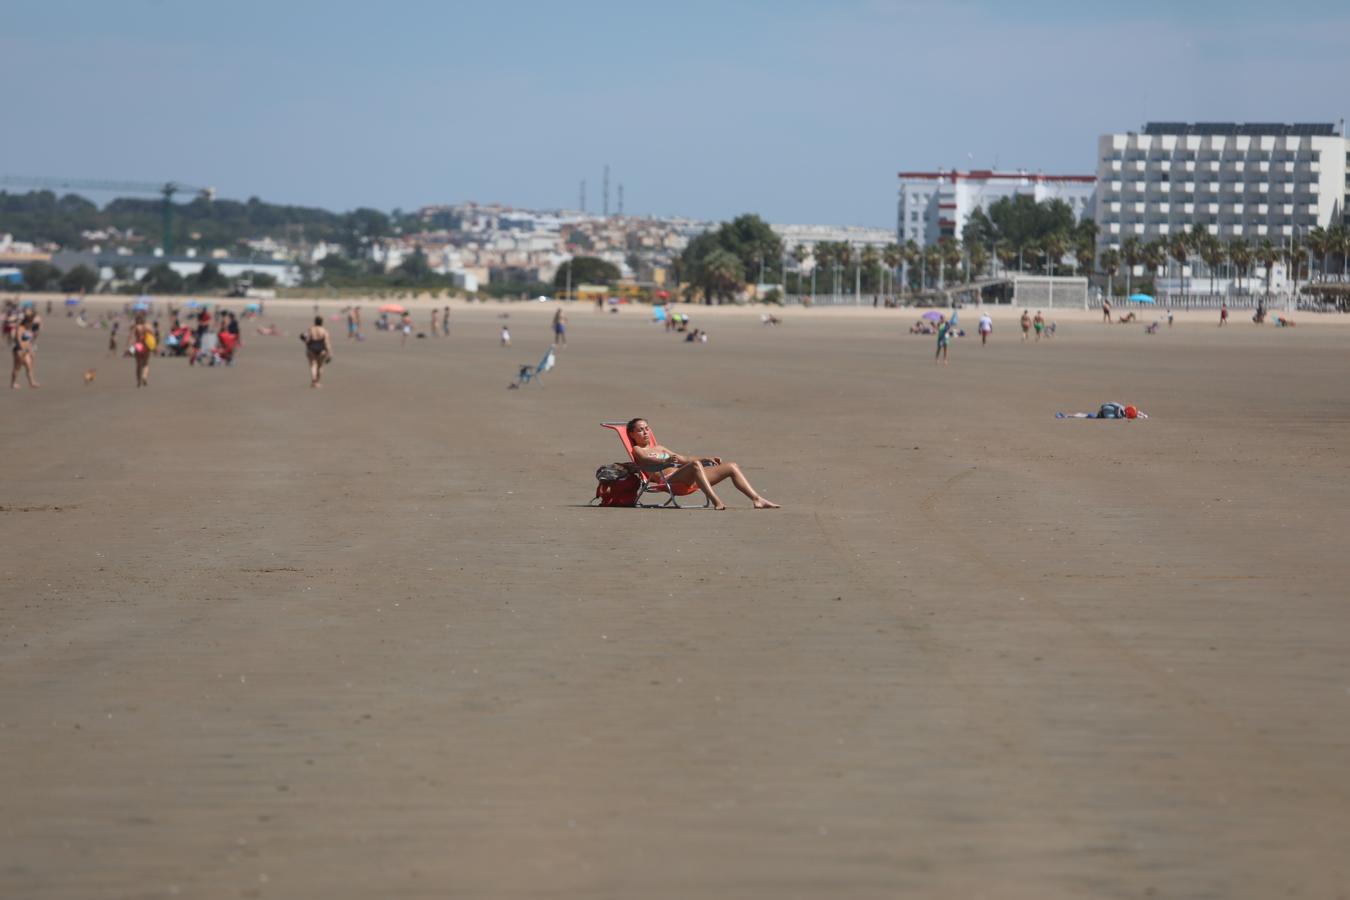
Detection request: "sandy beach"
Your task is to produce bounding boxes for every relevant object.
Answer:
[2,297,1349,899]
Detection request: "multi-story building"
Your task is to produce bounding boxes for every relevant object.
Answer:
[1095,122,1349,256]
[897,170,1096,247]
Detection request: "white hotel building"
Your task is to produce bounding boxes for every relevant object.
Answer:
[1095,122,1349,256]
[897,170,1096,247]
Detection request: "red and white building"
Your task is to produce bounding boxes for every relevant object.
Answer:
[897,170,1096,247]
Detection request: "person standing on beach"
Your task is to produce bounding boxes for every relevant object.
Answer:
[935,317,952,365]
[430,308,440,337]
[108,320,120,355]
[1020,309,1032,341]
[1220,303,1229,326]
[399,311,413,347]
[130,313,153,387]
[11,312,39,389]
[978,312,992,346]
[553,306,568,347]
[1102,297,1112,322]
[500,324,511,347]
[441,305,450,336]
[301,316,332,388]
[1033,310,1045,341]
[345,306,359,341]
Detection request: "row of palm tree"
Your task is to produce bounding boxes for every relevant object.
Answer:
[1103,225,1350,297]
[782,223,1350,298]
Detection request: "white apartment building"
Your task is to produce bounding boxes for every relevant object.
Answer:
[1095,122,1349,255]
[897,170,1096,247]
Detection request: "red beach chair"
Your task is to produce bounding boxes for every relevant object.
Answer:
[600,421,710,509]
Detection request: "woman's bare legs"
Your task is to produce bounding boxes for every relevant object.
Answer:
[669,460,779,509]
[308,353,322,387]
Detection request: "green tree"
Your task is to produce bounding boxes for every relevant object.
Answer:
[1227,239,1251,294]
[396,247,432,282]
[1199,235,1226,295]
[696,247,745,304]
[245,271,278,288]
[21,260,61,291]
[1121,237,1142,297]
[189,261,229,291]
[59,264,100,293]
[1099,248,1121,297]
[140,263,184,294]
[553,256,621,289]
[1169,233,1191,296]
[1256,239,1280,294]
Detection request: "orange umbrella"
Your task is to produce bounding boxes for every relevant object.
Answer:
[379,304,407,313]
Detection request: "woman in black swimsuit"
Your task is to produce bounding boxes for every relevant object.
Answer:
[10,313,39,389]
[626,417,779,510]
[300,316,332,388]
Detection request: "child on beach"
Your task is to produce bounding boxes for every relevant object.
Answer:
[978,313,992,345]
[500,325,511,347]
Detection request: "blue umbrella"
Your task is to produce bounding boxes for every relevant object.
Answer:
[183,300,201,308]
[244,302,261,312]
[65,298,82,306]
[1128,293,1156,304]
[132,301,151,311]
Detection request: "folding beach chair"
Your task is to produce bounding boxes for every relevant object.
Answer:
[600,421,711,509]
[509,346,556,389]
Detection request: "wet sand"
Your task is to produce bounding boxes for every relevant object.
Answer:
[3,300,1349,899]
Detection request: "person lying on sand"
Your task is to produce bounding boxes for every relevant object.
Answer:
[625,417,779,510]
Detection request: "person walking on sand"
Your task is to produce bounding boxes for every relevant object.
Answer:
[442,305,450,336]
[300,316,332,388]
[399,311,413,347]
[1102,297,1112,322]
[345,306,359,342]
[10,312,39,389]
[129,313,153,387]
[500,324,511,347]
[430,308,440,337]
[978,312,992,346]
[108,320,120,355]
[552,306,568,347]
[1020,309,1032,341]
[625,418,779,510]
[1220,303,1229,326]
[935,316,953,365]
[1033,310,1046,341]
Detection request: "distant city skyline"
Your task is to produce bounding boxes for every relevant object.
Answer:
[3,0,1348,228]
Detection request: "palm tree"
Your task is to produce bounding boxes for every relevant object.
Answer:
[882,243,901,295]
[1306,226,1330,282]
[1199,235,1226,296]
[1284,239,1308,296]
[1169,232,1191,297]
[1022,240,1041,274]
[699,248,744,305]
[923,245,941,288]
[1142,240,1168,287]
[811,242,832,298]
[1255,239,1280,295]
[1100,248,1121,297]
[968,243,989,279]
[1227,239,1251,294]
[940,238,962,287]
[835,242,853,295]
[1043,232,1069,281]
[860,245,880,294]
[1122,236,1142,297]
[791,243,809,294]
[903,240,920,292]
[995,240,1016,277]
[1074,240,1094,281]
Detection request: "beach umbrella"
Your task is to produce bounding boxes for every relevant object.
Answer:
[183,300,201,308]
[655,290,670,299]
[244,302,261,312]
[921,310,944,321]
[20,299,35,308]
[1128,293,1156,304]
[131,301,151,311]
[65,298,82,307]
[379,303,407,313]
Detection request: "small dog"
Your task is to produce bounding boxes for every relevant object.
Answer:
[83,369,96,384]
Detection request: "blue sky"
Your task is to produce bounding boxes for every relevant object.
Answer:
[3,0,1348,226]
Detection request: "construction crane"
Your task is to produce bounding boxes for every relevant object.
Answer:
[0,176,215,256]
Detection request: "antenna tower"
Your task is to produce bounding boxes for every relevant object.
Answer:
[603,164,610,217]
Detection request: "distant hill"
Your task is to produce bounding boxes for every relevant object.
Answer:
[0,190,397,253]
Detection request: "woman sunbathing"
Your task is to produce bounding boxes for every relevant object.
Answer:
[626,418,779,510]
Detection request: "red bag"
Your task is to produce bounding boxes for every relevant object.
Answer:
[593,462,640,507]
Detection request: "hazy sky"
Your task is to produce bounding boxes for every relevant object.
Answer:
[3,0,1348,226]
